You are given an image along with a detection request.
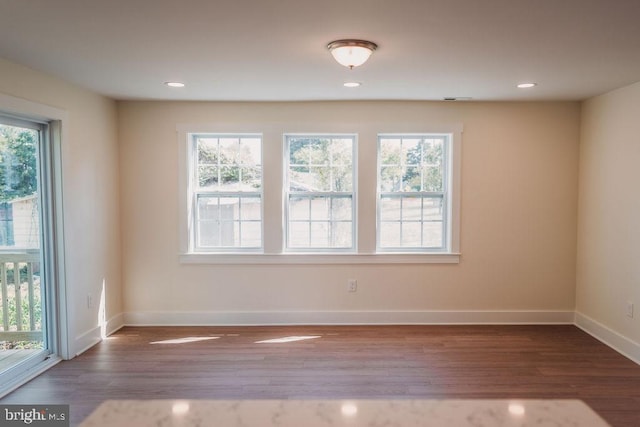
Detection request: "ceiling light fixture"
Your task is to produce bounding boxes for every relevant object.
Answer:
[327,39,378,69]
[343,82,361,88]
[165,81,185,88]
[517,82,537,89]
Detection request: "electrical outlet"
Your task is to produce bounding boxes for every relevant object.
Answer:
[87,294,93,309]
[627,302,634,318]
[347,279,357,292]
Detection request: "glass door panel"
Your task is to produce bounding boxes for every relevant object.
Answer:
[0,119,46,376]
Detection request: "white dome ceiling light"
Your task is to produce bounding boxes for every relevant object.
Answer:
[327,39,378,69]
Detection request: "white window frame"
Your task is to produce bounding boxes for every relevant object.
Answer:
[185,132,264,253]
[377,129,461,255]
[283,134,357,253]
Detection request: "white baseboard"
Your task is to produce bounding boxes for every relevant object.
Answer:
[124,310,575,326]
[106,312,126,335]
[574,311,640,365]
[73,313,126,356]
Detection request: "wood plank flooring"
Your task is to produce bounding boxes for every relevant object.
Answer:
[1,325,639,426]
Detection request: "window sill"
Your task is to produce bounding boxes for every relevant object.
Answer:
[179,253,460,265]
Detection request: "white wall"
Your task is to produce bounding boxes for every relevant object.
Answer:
[118,100,580,324]
[576,82,640,361]
[0,58,122,355]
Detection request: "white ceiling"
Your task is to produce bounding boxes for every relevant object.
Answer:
[1,0,639,102]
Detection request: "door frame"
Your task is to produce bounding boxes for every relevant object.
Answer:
[0,92,70,395]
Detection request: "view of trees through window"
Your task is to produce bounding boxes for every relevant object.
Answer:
[193,135,262,249]
[187,132,453,253]
[0,123,43,350]
[286,136,355,249]
[0,124,39,248]
[379,136,447,249]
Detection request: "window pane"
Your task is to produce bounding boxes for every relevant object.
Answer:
[423,221,443,248]
[198,195,261,248]
[308,166,331,191]
[310,222,330,247]
[240,138,261,165]
[198,166,219,189]
[332,166,353,191]
[331,139,353,165]
[403,166,421,191]
[422,139,444,191]
[215,197,238,220]
[289,196,309,220]
[197,138,218,164]
[286,135,355,250]
[423,197,444,221]
[401,197,422,221]
[289,222,310,247]
[220,165,238,190]
[380,197,400,221]
[380,166,401,192]
[219,138,239,164]
[380,139,401,166]
[310,197,329,220]
[332,222,353,247]
[191,134,263,251]
[422,165,443,192]
[377,134,449,251]
[402,138,421,164]
[197,220,220,247]
[240,197,261,221]
[330,197,352,221]
[196,136,262,193]
[288,138,310,165]
[240,166,261,190]
[401,222,421,247]
[240,222,262,247]
[289,166,310,190]
[197,196,219,220]
[379,222,401,248]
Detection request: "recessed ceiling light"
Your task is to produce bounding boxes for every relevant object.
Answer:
[517,83,537,88]
[165,81,185,88]
[343,82,361,88]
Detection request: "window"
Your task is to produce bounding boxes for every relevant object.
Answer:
[378,134,450,252]
[284,135,356,251]
[189,134,262,251]
[179,125,460,264]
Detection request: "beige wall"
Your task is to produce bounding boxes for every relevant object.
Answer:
[577,82,640,345]
[118,101,580,321]
[0,58,122,354]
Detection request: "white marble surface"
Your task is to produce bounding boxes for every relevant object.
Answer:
[80,399,610,426]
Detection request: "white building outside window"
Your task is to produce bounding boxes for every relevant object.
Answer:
[189,134,263,252]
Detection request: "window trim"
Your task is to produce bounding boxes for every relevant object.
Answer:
[283,133,358,253]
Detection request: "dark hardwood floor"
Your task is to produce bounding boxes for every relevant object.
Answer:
[2,325,639,426]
